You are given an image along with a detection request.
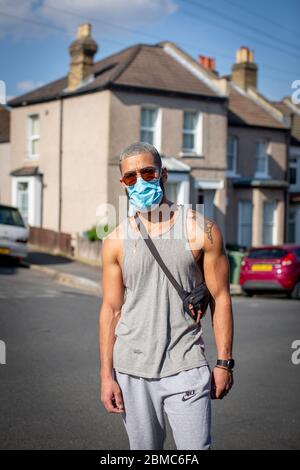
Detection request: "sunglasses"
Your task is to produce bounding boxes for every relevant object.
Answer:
[121,166,161,186]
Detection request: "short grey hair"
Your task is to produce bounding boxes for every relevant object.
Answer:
[119,141,162,172]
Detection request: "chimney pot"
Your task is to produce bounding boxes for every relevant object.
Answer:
[77,23,91,39]
[232,46,257,90]
[236,46,254,64]
[199,55,216,72]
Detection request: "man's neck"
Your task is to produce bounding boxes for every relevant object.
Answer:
[137,197,177,226]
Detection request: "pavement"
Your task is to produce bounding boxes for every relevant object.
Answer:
[26,245,102,296]
[0,263,299,450]
[25,244,242,297]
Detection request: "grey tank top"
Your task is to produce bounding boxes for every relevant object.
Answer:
[113,203,208,378]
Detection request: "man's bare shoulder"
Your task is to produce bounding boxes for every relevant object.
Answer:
[105,223,123,241]
[186,208,223,250]
[101,221,125,262]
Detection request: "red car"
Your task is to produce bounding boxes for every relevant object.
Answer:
[239,244,300,299]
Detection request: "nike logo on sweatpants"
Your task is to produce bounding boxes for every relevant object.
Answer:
[182,390,196,401]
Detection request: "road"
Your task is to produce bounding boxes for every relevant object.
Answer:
[0,260,299,450]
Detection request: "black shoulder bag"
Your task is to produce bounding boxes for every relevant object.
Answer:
[134,213,211,321]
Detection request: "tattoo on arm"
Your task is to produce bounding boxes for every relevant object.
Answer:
[204,219,214,244]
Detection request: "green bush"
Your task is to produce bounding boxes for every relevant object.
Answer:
[85,225,114,241]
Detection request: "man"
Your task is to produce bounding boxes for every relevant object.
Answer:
[99,142,234,450]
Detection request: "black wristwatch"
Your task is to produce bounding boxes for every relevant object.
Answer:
[216,359,235,370]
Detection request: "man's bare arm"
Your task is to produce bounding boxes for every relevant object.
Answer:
[202,218,233,359]
[99,230,125,413]
[202,218,234,399]
[99,232,124,379]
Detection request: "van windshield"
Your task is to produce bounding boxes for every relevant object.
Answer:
[0,206,25,227]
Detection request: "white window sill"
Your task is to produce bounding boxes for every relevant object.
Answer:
[180,151,204,158]
[25,155,39,161]
[254,173,271,179]
[226,171,240,178]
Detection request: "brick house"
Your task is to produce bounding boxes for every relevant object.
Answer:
[197,47,290,247]
[7,24,228,240]
[273,98,300,244]
[6,25,291,250]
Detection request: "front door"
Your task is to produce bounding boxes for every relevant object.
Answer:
[17,181,29,224]
[263,201,276,245]
[12,176,42,227]
[197,189,215,219]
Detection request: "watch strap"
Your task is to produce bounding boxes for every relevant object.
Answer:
[217,359,235,369]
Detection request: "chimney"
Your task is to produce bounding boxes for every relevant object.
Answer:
[199,55,216,72]
[198,55,219,76]
[231,46,257,90]
[67,23,98,91]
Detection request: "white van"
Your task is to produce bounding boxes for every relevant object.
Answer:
[0,204,29,262]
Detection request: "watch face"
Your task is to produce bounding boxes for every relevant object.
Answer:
[227,359,235,369]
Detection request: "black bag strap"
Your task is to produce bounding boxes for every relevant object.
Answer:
[134,213,188,301]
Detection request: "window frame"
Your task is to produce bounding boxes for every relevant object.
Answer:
[140,106,161,151]
[181,110,203,156]
[262,200,277,245]
[287,209,296,243]
[227,135,239,176]
[289,156,299,189]
[255,139,269,178]
[238,200,253,247]
[27,114,40,160]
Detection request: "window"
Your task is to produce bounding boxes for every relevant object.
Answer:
[227,136,238,174]
[248,248,287,259]
[197,189,215,218]
[182,111,202,154]
[255,140,269,177]
[165,182,179,203]
[289,157,298,186]
[263,201,276,245]
[197,190,204,205]
[238,200,252,247]
[0,206,25,228]
[287,209,296,243]
[140,107,159,147]
[27,114,40,159]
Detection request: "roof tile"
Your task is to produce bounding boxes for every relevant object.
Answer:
[229,85,286,130]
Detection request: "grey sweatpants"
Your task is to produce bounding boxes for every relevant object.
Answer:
[114,365,212,450]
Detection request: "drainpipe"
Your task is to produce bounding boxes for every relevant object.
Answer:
[58,98,64,232]
[284,129,290,243]
[40,173,44,228]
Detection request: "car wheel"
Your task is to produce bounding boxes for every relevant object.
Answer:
[291,281,300,300]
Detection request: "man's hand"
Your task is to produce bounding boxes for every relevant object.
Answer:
[210,367,233,399]
[188,304,205,323]
[101,377,125,413]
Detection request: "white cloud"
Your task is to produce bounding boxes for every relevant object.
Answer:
[0,0,178,40]
[17,80,44,92]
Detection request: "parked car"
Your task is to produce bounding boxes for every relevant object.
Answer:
[240,244,300,299]
[0,204,29,263]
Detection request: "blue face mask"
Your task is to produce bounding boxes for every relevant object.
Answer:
[126,176,163,214]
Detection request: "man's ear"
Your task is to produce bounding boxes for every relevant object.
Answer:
[161,166,168,184]
[120,176,127,191]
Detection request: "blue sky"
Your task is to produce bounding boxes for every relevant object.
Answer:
[1,0,299,102]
